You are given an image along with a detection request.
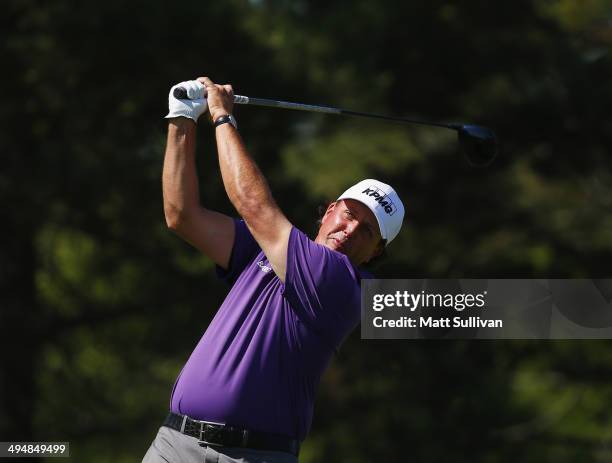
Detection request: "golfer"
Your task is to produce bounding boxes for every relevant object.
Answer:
[143,77,404,463]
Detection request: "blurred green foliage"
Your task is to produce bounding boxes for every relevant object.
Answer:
[1,0,611,461]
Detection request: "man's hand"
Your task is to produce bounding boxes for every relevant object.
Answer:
[165,80,208,122]
[199,77,234,122]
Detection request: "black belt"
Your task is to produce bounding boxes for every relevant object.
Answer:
[163,412,300,456]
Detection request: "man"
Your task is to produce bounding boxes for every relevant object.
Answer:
[143,77,404,463]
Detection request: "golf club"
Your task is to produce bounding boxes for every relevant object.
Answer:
[173,87,498,167]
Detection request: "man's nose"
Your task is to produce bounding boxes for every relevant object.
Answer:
[345,220,359,235]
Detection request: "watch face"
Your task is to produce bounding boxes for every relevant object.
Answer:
[228,115,237,129]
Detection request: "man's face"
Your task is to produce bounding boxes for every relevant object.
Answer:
[315,199,384,266]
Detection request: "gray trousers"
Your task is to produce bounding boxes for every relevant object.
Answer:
[142,426,299,463]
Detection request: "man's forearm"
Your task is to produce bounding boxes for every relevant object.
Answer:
[215,124,278,217]
[207,76,291,281]
[163,119,200,227]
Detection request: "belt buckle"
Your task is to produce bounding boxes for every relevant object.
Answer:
[198,421,226,447]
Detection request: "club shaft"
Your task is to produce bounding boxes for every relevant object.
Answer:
[233,95,341,115]
[233,95,455,130]
[174,87,456,130]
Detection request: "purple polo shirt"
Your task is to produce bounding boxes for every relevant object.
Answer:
[170,220,366,441]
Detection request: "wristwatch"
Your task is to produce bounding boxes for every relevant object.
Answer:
[214,114,238,130]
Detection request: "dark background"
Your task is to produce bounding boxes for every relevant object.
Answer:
[2,0,612,461]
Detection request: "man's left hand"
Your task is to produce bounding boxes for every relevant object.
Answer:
[165,79,208,122]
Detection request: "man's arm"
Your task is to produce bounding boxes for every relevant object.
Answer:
[203,77,292,282]
[163,117,235,270]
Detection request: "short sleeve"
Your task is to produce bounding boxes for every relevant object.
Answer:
[282,227,362,350]
[215,219,261,286]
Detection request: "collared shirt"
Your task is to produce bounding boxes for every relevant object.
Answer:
[170,220,367,440]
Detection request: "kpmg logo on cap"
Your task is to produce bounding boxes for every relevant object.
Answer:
[362,186,397,215]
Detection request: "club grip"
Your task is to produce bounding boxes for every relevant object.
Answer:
[173,87,188,99]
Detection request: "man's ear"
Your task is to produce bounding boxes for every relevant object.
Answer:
[321,201,338,222]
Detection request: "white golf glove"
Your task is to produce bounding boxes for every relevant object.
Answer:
[165,80,208,121]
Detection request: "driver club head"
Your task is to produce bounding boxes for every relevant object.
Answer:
[457,125,499,167]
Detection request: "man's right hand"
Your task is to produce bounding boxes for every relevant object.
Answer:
[165,80,208,122]
[199,77,234,122]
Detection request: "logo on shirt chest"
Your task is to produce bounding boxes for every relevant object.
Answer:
[257,260,273,274]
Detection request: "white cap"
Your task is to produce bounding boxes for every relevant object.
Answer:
[337,179,404,245]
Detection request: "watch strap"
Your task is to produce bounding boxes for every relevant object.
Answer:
[214,114,237,129]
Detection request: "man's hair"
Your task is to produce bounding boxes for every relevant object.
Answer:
[315,201,387,267]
